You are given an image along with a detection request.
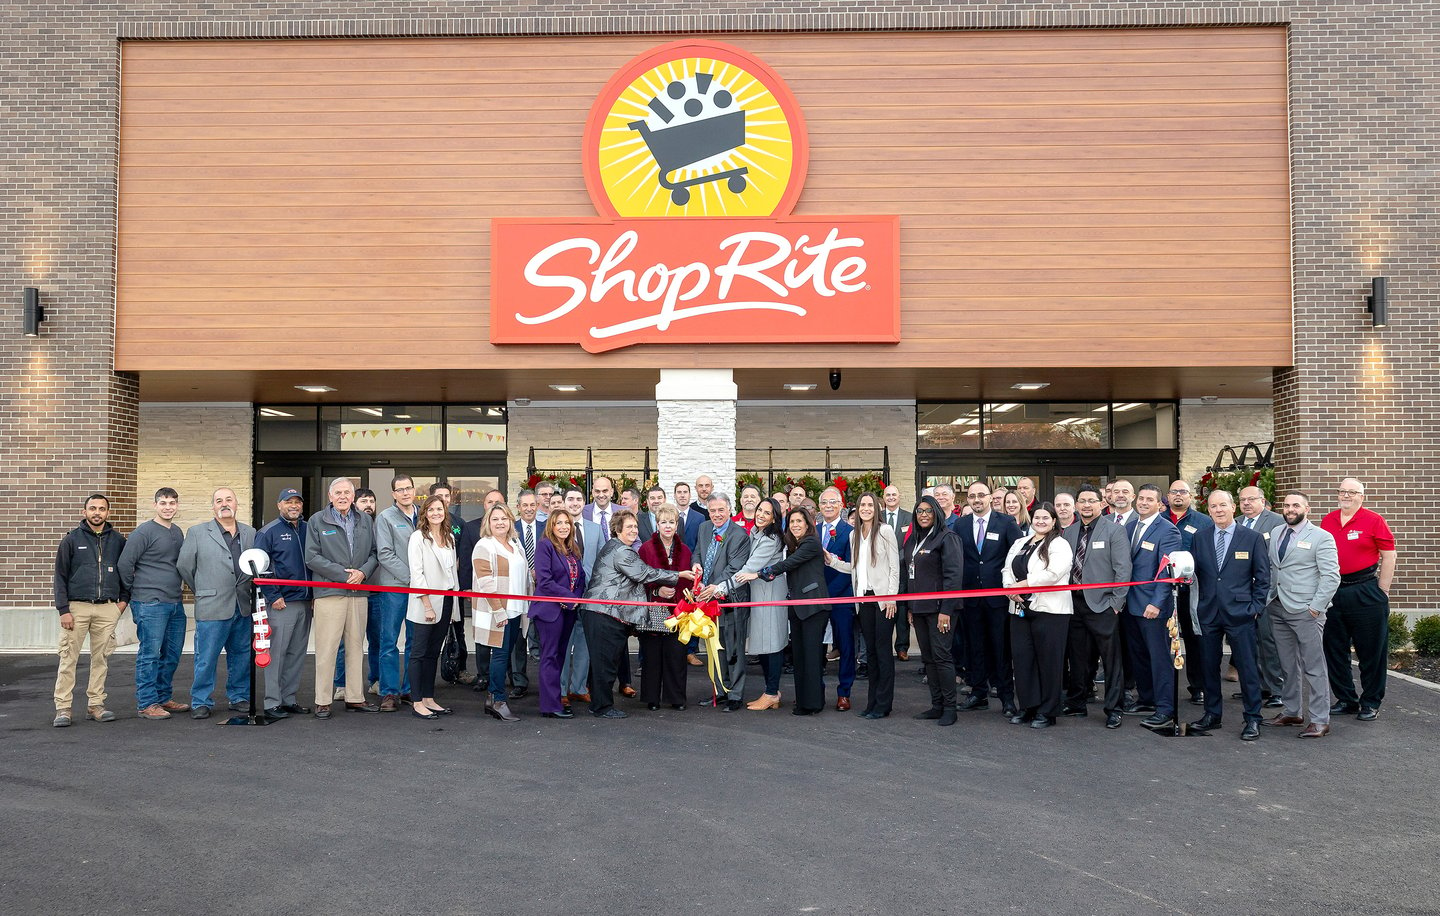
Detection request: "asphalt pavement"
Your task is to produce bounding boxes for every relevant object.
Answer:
[3,651,1439,916]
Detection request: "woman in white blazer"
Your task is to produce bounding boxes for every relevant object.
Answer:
[406,496,459,720]
[1002,502,1074,728]
[472,503,532,723]
[826,492,901,718]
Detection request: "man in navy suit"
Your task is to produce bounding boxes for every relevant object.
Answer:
[958,480,1022,716]
[1190,489,1271,740]
[1123,484,1184,731]
[1165,479,1213,705]
[816,486,856,711]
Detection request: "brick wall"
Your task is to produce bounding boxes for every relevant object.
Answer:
[4,0,1438,609]
[1178,400,1275,486]
[136,404,255,530]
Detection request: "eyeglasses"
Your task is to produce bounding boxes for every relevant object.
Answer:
[393,485,415,493]
[819,499,841,506]
[1076,498,1101,504]
[915,508,934,516]
[1168,488,1189,495]
[1337,489,1362,497]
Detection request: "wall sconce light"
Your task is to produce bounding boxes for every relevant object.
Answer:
[1366,277,1388,328]
[23,287,45,337]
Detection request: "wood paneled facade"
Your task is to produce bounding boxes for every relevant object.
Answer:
[116,27,1290,371]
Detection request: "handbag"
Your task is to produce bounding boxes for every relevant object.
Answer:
[439,625,461,684]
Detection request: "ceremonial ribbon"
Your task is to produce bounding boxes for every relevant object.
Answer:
[663,593,728,696]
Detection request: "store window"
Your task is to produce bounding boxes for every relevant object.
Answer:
[918,401,1177,451]
[1111,402,1177,449]
[445,405,508,451]
[257,406,318,450]
[321,406,442,451]
[916,403,981,449]
[984,402,1109,449]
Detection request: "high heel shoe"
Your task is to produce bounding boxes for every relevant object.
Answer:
[746,693,781,711]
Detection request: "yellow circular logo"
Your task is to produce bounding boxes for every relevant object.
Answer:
[584,41,808,219]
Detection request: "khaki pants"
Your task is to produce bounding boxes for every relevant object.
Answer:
[54,600,123,711]
[314,594,367,706]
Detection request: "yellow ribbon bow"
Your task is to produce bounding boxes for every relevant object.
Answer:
[665,601,728,695]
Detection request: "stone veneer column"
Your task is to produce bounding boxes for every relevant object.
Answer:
[657,370,737,500]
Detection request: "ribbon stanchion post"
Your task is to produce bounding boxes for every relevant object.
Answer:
[227,548,274,727]
[1154,550,1202,739]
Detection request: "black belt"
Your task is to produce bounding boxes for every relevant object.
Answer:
[1340,565,1378,586]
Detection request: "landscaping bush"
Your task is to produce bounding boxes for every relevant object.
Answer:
[1411,616,1440,657]
[1389,612,1413,652]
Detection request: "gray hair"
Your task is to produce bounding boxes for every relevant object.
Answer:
[707,493,733,510]
[328,476,355,494]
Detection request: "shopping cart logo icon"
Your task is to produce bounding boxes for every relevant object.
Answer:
[626,71,749,207]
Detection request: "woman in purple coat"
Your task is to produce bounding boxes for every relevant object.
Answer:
[532,511,587,719]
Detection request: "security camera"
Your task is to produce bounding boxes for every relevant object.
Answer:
[829,369,841,391]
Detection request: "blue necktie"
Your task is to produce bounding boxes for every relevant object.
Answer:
[1216,528,1229,569]
[702,533,722,582]
[1278,528,1293,561]
[976,515,986,550]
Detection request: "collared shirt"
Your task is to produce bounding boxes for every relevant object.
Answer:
[220,523,244,576]
[1131,513,1154,547]
[1320,507,1395,573]
[332,505,356,547]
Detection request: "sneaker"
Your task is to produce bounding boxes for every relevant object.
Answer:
[86,706,117,723]
[334,686,346,700]
[53,712,72,727]
[368,681,379,695]
[139,704,172,721]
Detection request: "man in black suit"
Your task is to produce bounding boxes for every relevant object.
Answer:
[1190,490,1271,740]
[958,480,1022,716]
[880,485,913,659]
[1061,484,1132,728]
[694,494,752,710]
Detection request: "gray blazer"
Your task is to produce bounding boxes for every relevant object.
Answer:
[576,518,603,577]
[881,507,912,537]
[695,520,752,608]
[303,506,379,598]
[725,530,787,611]
[177,520,256,621]
[1240,508,1286,543]
[1060,515,1132,612]
[1266,520,1341,614]
[374,504,420,587]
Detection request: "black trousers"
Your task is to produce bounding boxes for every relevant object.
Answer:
[406,602,453,701]
[1174,584,1203,698]
[894,607,911,654]
[1325,578,1390,709]
[789,610,828,713]
[857,599,896,714]
[913,612,957,711]
[447,597,469,672]
[638,631,687,706]
[582,612,630,714]
[1011,611,1069,719]
[962,600,1013,704]
[1065,604,1126,715]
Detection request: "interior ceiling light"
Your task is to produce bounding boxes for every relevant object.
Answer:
[258,408,293,418]
[784,383,817,391]
[354,407,383,417]
[1011,382,1050,391]
[294,385,336,393]
[549,384,584,392]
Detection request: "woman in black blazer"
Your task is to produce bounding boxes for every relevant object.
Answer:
[900,495,965,726]
[740,507,830,715]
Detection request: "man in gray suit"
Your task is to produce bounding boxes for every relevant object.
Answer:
[177,487,256,719]
[694,494,752,710]
[1060,484,1133,729]
[1262,491,1341,737]
[1239,486,1287,705]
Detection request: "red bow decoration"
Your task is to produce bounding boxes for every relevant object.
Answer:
[673,588,721,620]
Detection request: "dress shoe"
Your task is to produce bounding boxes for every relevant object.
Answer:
[1187,695,1206,706]
[1061,706,1087,718]
[1330,701,1359,715]
[52,712,72,727]
[725,700,744,712]
[620,685,637,698]
[959,695,988,711]
[1298,722,1330,738]
[937,709,958,727]
[687,654,704,666]
[379,695,399,712]
[1105,713,1123,729]
[1224,667,1239,682]
[456,670,479,686]
[1357,707,1379,721]
[648,703,660,711]
[1263,696,1284,709]
[345,701,380,713]
[1001,705,1020,719]
[671,704,686,711]
[1262,714,1304,727]
[791,708,817,716]
[1124,702,1157,716]
[591,708,627,719]
[191,706,211,720]
[314,705,331,719]
[747,694,781,711]
[432,707,454,715]
[862,710,890,720]
[1189,713,1223,731]
[1010,710,1035,725]
[411,707,439,720]
[826,648,841,661]
[282,704,311,715]
[896,650,909,661]
[160,700,191,712]
[227,701,248,712]
[1240,721,1261,741]
[139,704,171,721]
[1140,713,1176,730]
[542,710,575,719]
[264,706,289,720]
[913,707,943,720]
[1030,716,1055,729]
[510,686,528,699]
[485,701,520,722]
[568,692,592,704]
[836,697,852,712]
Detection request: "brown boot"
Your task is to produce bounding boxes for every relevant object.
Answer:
[160,699,191,712]
[139,704,172,721]
[746,694,781,711]
[86,706,116,722]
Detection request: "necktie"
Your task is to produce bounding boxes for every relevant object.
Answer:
[599,508,610,543]
[1072,524,1089,584]
[522,523,536,567]
[1132,520,1145,549]
[887,512,896,530]
[1216,528,1229,569]
[1243,517,1254,529]
[702,532,722,582]
[976,515,986,550]
[1278,527,1293,561]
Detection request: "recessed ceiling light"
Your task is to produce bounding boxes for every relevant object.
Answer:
[394,414,412,419]
[784,383,817,391]
[549,384,584,392]
[258,408,293,418]
[354,407,383,417]
[990,403,1020,413]
[1112,402,1145,412]
[1011,382,1050,391]
[294,385,336,393]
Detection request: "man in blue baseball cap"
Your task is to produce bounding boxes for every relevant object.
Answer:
[254,487,312,718]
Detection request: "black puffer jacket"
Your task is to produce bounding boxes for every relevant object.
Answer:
[54,522,128,613]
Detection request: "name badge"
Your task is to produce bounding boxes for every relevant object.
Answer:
[1141,541,1155,551]
[1235,551,1250,560]
[1183,525,1197,534]
[1262,531,1271,540]
[1298,541,1312,549]
[1092,540,1105,549]
[985,532,999,541]
[1347,530,1361,540]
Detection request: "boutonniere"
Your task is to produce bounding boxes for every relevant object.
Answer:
[713,532,724,543]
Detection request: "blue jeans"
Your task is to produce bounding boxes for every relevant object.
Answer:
[191,606,252,709]
[561,617,590,695]
[487,617,522,702]
[365,593,383,686]
[131,600,185,710]
[333,646,346,687]
[375,590,412,697]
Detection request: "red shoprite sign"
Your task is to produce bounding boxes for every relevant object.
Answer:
[490,40,900,354]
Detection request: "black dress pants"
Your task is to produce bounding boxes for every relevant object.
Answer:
[1324,578,1389,710]
[962,600,1014,704]
[913,613,957,711]
[1065,603,1125,715]
[582,612,629,714]
[857,598,896,714]
[406,603,453,701]
[1011,611,1069,719]
[638,631,687,706]
[789,610,828,713]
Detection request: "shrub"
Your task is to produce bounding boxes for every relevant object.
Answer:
[1389,612,1413,652]
[1411,616,1440,657]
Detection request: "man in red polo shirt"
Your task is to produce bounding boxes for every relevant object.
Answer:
[1319,477,1397,721]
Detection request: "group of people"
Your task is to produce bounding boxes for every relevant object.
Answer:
[51,470,1396,741]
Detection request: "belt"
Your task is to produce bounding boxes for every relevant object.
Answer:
[1340,565,1378,586]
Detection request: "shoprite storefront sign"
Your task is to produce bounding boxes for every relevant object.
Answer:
[490,40,900,353]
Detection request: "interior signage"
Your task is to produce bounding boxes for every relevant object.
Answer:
[490,40,900,353]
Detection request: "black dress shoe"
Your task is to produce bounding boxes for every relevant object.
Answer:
[1010,709,1036,725]
[1105,713,1123,729]
[542,710,574,719]
[1189,713,1223,731]
[724,699,743,712]
[1357,707,1379,721]
[1124,702,1157,716]
[937,709,958,727]
[1001,705,1020,719]
[1263,696,1284,709]
[855,665,869,680]
[1061,706,1088,718]
[510,686,528,699]
[1140,713,1176,730]
[191,706,211,720]
[959,695,989,711]
[791,708,817,716]
[671,704,686,711]
[590,708,627,719]
[1188,695,1206,706]
[913,707,943,720]
[1330,701,1360,715]
[264,706,289,719]
[345,701,380,713]
[648,703,660,711]
[1240,720,1261,741]
[1030,716,1055,729]
[282,704,312,715]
